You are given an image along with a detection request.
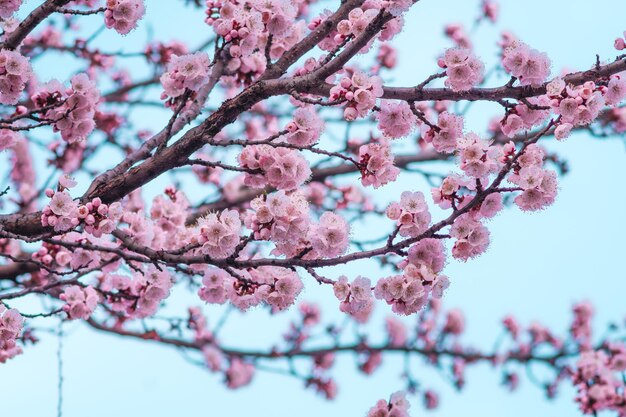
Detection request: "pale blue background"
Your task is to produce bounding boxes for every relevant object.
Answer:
[1,1,626,416]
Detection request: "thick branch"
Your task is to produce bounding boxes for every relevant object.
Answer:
[1,0,72,50]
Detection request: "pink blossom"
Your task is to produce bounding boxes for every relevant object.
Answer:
[32,74,100,143]
[367,391,411,417]
[48,191,77,217]
[0,305,22,351]
[104,0,146,35]
[0,0,22,18]
[615,32,626,50]
[388,191,431,238]
[457,132,501,178]
[554,123,573,140]
[444,23,471,48]
[502,41,551,86]
[385,316,407,347]
[478,193,503,218]
[334,275,374,323]
[160,52,211,100]
[239,145,311,190]
[60,285,99,320]
[226,358,255,389]
[309,212,350,258]
[509,165,558,212]
[481,0,498,23]
[604,75,626,106]
[407,238,446,273]
[202,346,224,371]
[0,50,31,105]
[444,309,465,335]
[198,268,231,304]
[441,47,484,91]
[423,111,464,153]
[286,106,324,146]
[0,129,19,151]
[246,190,310,257]
[196,209,242,258]
[329,71,383,120]
[359,140,400,188]
[450,213,490,261]
[376,101,417,138]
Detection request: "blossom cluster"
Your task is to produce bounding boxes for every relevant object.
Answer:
[500,96,551,138]
[450,213,491,260]
[204,0,303,81]
[285,106,323,146]
[375,239,449,314]
[104,0,146,35]
[507,143,558,211]
[245,190,310,257]
[444,23,471,48]
[574,345,626,415]
[238,145,311,190]
[367,391,411,417]
[308,212,350,258]
[0,303,24,363]
[376,100,417,139]
[0,128,19,151]
[194,209,242,258]
[42,189,123,236]
[0,305,22,363]
[313,2,404,54]
[422,111,464,153]
[457,132,501,179]
[336,8,379,43]
[545,77,625,140]
[0,50,32,105]
[198,266,304,312]
[31,241,77,273]
[386,191,431,238]
[439,47,484,91]
[0,0,22,19]
[333,276,374,323]
[501,41,551,86]
[358,139,400,188]
[329,71,383,120]
[101,266,173,318]
[160,52,211,101]
[226,358,255,389]
[32,74,100,143]
[60,285,99,320]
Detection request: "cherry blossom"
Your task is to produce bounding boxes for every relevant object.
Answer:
[0,50,31,105]
[104,0,146,35]
[0,1,625,414]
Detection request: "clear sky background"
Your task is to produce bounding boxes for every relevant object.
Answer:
[2,0,626,416]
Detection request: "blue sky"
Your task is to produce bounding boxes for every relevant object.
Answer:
[2,0,626,416]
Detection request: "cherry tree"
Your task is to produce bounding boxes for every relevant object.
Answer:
[1,0,626,415]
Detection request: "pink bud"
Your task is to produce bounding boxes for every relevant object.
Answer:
[386,202,402,220]
[286,121,297,132]
[97,204,108,216]
[343,107,358,121]
[77,205,89,218]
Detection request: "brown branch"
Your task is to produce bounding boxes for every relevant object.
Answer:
[1,0,72,50]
